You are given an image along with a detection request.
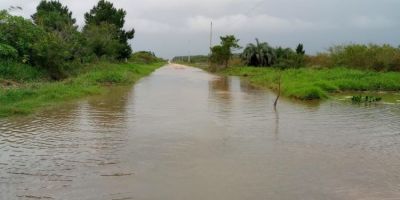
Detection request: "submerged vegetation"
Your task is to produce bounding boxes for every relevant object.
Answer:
[173,35,400,100]
[351,95,382,103]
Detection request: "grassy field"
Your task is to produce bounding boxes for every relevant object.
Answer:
[0,61,164,117]
[217,66,400,100]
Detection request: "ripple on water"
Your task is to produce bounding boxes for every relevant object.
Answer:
[1,65,400,200]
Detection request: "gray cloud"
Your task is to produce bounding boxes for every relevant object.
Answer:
[2,0,400,58]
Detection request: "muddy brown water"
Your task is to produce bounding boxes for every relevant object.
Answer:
[1,64,400,200]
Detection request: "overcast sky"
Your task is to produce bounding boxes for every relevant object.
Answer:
[3,0,400,58]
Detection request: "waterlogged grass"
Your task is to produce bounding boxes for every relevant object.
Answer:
[0,62,164,117]
[219,67,400,100]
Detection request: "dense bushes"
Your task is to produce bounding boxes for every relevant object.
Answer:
[306,44,400,71]
[0,44,18,60]
[0,61,45,82]
[240,40,305,69]
[83,23,121,60]
[328,44,400,71]
[0,0,136,80]
[130,51,164,64]
[0,11,44,64]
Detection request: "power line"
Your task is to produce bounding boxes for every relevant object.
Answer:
[208,0,266,50]
[243,0,267,16]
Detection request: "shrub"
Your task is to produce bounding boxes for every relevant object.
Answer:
[0,43,18,60]
[31,31,75,80]
[0,11,44,63]
[305,53,332,68]
[130,51,163,64]
[0,61,46,82]
[329,44,400,71]
[83,22,121,60]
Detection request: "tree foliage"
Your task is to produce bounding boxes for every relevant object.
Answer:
[31,31,75,79]
[32,0,77,32]
[83,23,121,60]
[241,39,276,67]
[241,40,305,68]
[296,43,305,55]
[29,1,87,79]
[0,10,44,63]
[84,0,135,60]
[0,1,139,81]
[0,43,18,60]
[210,35,240,68]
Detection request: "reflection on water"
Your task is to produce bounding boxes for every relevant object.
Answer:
[1,64,400,200]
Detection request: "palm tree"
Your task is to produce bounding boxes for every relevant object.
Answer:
[241,38,276,67]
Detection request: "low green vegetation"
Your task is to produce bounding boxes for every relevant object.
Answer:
[1,0,136,80]
[0,1,166,117]
[219,67,400,100]
[174,35,400,100]
[0,61,164,117]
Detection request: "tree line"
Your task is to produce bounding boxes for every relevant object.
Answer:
[0,0,135,80]
[174,35,400,72]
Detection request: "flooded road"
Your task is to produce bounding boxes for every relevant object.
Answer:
[1,64,400,200]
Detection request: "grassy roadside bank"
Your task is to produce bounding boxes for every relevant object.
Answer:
[0,61,165,118]
[219,66,400,100]
[177,61,400,100]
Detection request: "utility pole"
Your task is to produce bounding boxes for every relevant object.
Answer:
[188,40,191,63]
[209,21,213,52]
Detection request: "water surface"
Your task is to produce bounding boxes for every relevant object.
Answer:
[1,64,400,200]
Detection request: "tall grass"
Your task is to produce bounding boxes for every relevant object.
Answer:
[0,61,47,82]
[308,44,400,71]
[220,67,400,100]
[0,61,164,117]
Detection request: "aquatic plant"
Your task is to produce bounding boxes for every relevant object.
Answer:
[351,95,382,103]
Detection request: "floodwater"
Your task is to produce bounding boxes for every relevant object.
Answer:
[1,64,400,200]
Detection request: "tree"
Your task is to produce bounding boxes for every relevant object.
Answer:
[241,39,276,67]
[296,43,305,55]
[31,31,75,79]
[83,23,121,60]
[30,1,87,78]
[84,0,135,60]
[32,0,77,32]
[0,10,44,63]
[210,35,240,68]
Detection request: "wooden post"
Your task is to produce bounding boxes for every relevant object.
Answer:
[274,73,282,108]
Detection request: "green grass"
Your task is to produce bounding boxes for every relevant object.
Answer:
[0,61,164,117]
[0,61,47,82]
[219,66,400,100]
